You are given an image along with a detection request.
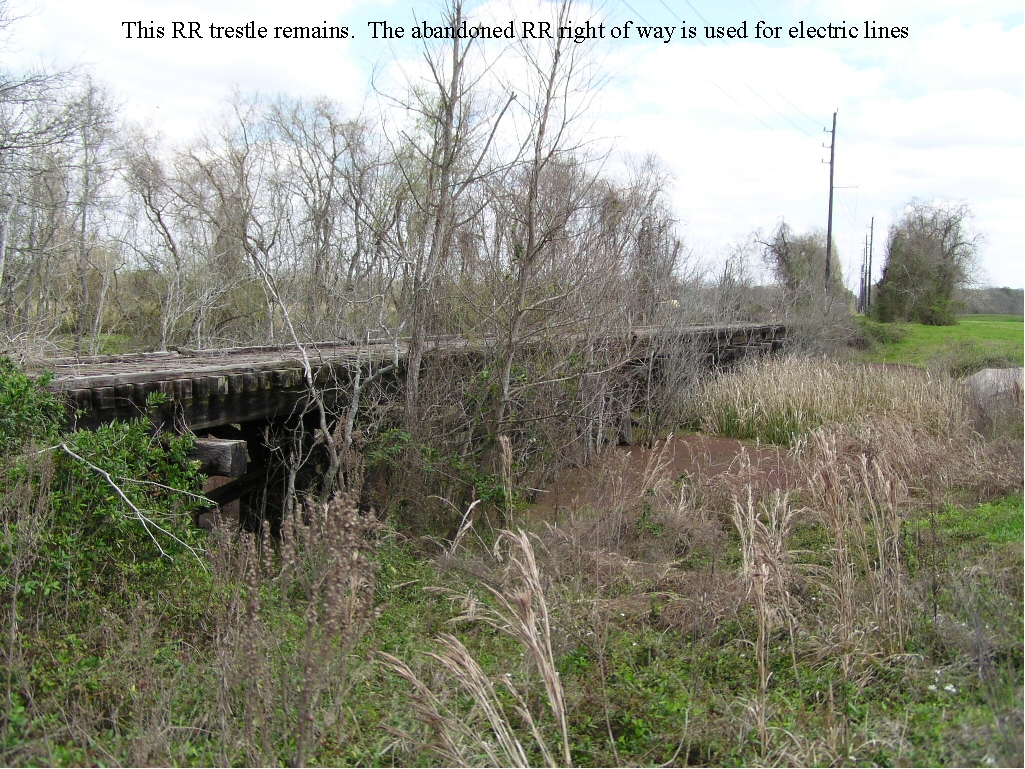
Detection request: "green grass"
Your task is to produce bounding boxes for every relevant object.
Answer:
[855,315,1023,374]
[963,314,1024,322]
[936,494,1024,547]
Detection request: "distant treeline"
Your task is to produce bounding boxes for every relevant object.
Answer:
[957,287,1024,316]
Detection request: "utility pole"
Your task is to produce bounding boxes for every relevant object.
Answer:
[823,110,837,291]
[866,215,874,311]
[861,233,869,312]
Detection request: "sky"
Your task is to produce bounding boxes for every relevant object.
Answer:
[5,0,1023,289]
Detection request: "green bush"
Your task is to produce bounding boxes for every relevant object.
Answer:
[858,318,909,346]
[0,357,63,457]
[1,359,209,602]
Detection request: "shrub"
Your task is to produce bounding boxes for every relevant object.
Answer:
[872,199,980,326]
[858,318,909,347]
[1,359,213,763]
[0,357,63,457]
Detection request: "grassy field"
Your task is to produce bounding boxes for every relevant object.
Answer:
[854,314,1023,374]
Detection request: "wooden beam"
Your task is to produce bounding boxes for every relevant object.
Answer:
[188,438,248,477]
[205,467,267,507]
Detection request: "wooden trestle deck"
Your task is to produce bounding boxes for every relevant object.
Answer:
[23,323,787,433]
[13,323,786,499]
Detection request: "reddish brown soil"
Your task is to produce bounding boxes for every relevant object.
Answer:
[530,433,794,516]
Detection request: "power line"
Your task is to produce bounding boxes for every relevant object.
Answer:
[656,2,821,138]
[627,2,827,149]
[617,0,651,26]
[767,84,821,132]
[707,78,780,134]
[740,80,813,136]
[837,187,859,229]
[867,217,874,311]
[682,0,710,25]
[656,0,683,21]
[618,1,777,131]
[654,0,709,47]
[824,110,837,289]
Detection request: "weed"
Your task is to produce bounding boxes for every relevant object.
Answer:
[2,355,1021,767]
[700,355,969,445]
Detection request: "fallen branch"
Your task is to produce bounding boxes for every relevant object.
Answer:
[58,443,207,570]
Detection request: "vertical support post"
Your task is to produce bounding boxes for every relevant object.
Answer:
[824,110,837,292]
[866,216,874,312]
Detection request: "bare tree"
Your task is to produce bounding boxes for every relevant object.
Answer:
[67,81,119,354]
[0,7,84,350]
[379,0,514,435]
[486,0,606,449]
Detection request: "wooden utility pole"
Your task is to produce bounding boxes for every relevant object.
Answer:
[861,234,869,312]
[866,215,874,311]
[824,110,837,291]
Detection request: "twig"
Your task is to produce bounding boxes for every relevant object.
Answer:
[58,443,207,570]
[117,476,216,505]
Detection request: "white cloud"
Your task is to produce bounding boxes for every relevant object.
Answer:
[4,0,1022,287]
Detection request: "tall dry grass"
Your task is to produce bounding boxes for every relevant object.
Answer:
[700,356,970,445]
[1,451,55,756]
[731,487,801,759]
[521,356,1021,765]
[194,493,380,767]
[803,430,910,666]
[382,529,572,767]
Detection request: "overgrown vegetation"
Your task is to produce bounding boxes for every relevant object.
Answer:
[1,1,1021,765]
[698,355,968,446]
[758,222,858,353]
[2,350,1021,767]
[873,200,981,326]
[3,0,758,531]
[957,287,1024,317]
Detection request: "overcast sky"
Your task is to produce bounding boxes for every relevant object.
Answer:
[6,0,1022,288]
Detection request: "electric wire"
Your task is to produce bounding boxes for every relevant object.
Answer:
[741,80,814,136]
[682,0,710,25]
[617,0,651,26]
[707,79,780,134]
[768,84,821,132]
[654,1,819,137]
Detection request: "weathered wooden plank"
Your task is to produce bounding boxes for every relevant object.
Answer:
[95,386,115,410]
[38,344,400,390]
[133,381,158,406]
[175,378,193,401]
[273,369,300,388]
[41,350,181,366]
[113,384,134,404]
[34,326,789,433]
[205,468,268,506]
[70,389,92,411]
[187,438,248,477]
